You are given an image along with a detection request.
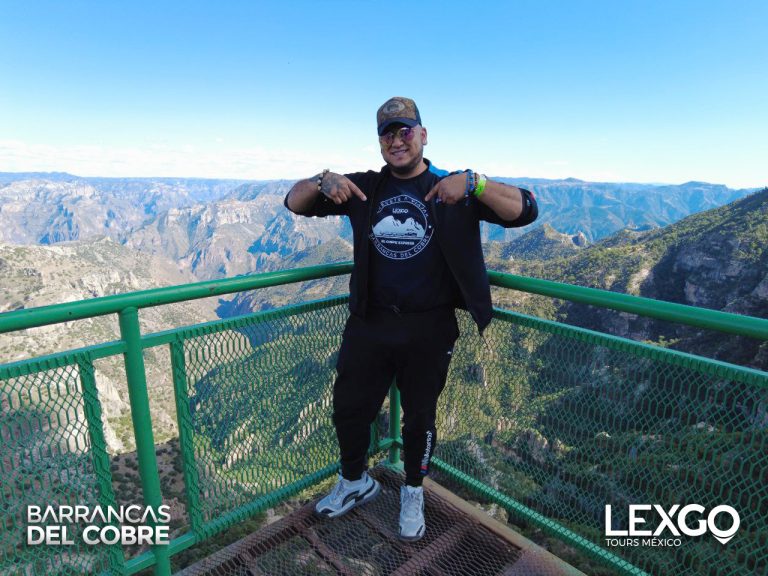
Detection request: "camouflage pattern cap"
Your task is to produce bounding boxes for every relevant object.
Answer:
[376,97,422,135]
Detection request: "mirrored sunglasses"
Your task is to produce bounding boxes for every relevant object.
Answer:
[379,126,417,146]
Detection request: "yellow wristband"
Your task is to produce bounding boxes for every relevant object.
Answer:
[474,174,487,197]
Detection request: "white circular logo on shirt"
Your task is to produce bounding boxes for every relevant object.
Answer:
[370,194,433,260]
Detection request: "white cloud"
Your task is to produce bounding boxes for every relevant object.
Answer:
[0,139,762,188]
[0,139,377,180]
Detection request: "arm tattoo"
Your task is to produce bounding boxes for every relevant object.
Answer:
[321,172,343,197]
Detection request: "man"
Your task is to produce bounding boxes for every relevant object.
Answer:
[284,97,538,541]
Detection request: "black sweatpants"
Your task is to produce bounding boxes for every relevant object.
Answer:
[332,306,459,486]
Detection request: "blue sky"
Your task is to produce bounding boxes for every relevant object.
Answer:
[1,0,765,187]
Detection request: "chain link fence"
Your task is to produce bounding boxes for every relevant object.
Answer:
[2,290,766,575]
[435,308,767,576]
[1,355,120,575]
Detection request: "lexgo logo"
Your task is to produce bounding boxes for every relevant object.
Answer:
[604,504,740,548]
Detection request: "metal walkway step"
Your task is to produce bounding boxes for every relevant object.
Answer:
[178,467,585,576]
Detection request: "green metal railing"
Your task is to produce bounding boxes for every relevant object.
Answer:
[1,263,766,576]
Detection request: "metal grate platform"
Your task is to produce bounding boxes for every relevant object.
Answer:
[177,467,585,576]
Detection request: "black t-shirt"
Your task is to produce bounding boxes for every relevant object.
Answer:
[368,168,460,311]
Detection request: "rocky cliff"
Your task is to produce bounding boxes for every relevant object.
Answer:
[0,238,219,452]
[0,175,243,245]
[494,188,768,369]
[487,178,756,243]
[126,182,350,279]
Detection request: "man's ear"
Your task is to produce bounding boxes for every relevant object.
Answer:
[421,126,428,145]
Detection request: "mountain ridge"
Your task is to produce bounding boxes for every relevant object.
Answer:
[2,173,758,284]
[0,237,220,453]
[489,187,768,369]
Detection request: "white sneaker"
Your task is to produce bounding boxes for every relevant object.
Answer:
[314,471,381,518]
[399,485,425,541]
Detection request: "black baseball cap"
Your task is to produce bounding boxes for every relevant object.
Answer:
[376,97,422,136]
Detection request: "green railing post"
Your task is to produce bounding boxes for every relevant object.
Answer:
[169,339,204,537]
[388,382,403,469]
[78,356,126,574]
[119,308,171,576]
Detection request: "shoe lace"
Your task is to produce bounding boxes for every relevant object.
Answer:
[329,478,347,504]
[401,489,423,519]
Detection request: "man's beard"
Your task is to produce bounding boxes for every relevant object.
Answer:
[388,151,423,176]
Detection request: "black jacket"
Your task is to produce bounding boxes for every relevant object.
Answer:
[284,160,538,333]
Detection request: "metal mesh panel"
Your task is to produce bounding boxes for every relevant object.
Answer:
[435,309,768,576]
[177,467,578,576]
[177,302,350,536]
[0,359,113,576]
[4,290,764,576]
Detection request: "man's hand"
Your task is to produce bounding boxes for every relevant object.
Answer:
[424,173,467,204]
[321,172,367,204]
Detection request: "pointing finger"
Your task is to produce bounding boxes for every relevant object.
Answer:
[424,184,439,202]
[349,181,367,201]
